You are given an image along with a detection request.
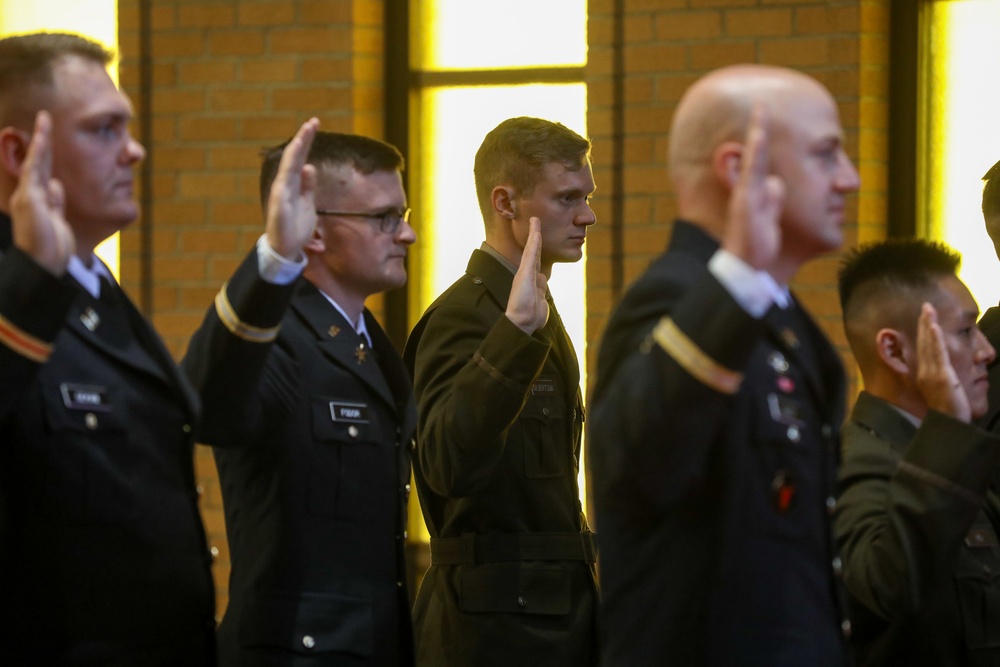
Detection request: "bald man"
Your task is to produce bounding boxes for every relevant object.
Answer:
[590,65,860,665]
[836,239,1000,666]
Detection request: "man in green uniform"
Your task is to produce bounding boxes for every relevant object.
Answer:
[403,116,599,666]
[837,238,1000,665]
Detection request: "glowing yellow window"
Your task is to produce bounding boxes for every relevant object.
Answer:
[414,0,587,71]
[923,0,1000,311]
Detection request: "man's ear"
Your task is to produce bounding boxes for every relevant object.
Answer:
[875,328,911,375]
[711,141,744,190]
[303,225,324,254]
[0,127,29,177]
[492,185,516,220]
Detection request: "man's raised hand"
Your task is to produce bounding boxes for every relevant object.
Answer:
[506,216,549,335]
[722,103,785,274]
[10,111,74,275]
[915,302,970,423]
[265,117,319,260]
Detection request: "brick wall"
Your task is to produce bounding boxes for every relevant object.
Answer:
[117,0,386,617]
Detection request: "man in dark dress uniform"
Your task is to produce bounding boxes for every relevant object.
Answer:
[590,65,860,666]
[836,238,1000,666]
[183,123,418,666]
[403,117,599,666]
[0,33,215,665]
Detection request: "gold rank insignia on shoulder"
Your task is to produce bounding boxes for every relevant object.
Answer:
[354,342,367,364]
[327,325,341,338]
[80,307,100,332]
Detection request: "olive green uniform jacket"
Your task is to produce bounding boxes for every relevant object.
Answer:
[836,391,1000,665]
[403,249,598,667]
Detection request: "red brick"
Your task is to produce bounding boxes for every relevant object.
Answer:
[209,30,265,56]
[151,32,205,57]
[238,1,296,26]
[272,86,351,112]
[625,44,686,73]
[240,59,298,83]
[654,12,723,40]
[209,146,261,170]
[179,173,239,198]
[177,4,236,28]
[301,0,351,24]
[725,9,793,37]
[178,116,240,141]
[269,27,352,54]
[178,61,236,85]
[210,89,267,113]
[688,41,758,70]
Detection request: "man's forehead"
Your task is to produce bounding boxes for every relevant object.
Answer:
[539,159,595,187]
[49,55,130,112]
[933,274,980,319]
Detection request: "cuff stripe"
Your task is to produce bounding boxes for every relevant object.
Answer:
[0,314,53,363]
[214,283,281,344]
[651,317,743,395]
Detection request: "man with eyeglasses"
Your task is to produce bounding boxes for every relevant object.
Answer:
[403,116,599,666]
[183,125,418,666]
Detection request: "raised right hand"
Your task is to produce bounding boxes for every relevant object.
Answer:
[265,117,319,260]
[505,216,549,334]
[9,111,74,275]
[722,103,786,273]
[915,302,970,423]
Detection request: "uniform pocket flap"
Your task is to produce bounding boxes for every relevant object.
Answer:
[240,590,373,657]
[459,563,571,616]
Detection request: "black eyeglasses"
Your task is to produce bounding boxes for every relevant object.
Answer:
[315,207,411,234]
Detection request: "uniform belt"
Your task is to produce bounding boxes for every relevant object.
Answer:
[429,532,597,565]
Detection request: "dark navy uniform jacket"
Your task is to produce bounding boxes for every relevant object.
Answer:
[590,221,850,666]
[0,216,216,666]
[183,250,416,667]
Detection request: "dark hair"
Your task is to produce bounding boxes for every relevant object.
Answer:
[0,32,114,128]
[473,116,591,222]
[983,161,1000,256]
[839,238,961,317]
[259,131,405,210]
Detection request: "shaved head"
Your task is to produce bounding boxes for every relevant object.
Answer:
[669,64,833,184]
[666,64,857,276]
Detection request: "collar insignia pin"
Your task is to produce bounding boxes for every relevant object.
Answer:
[328,325,341,338]
[80,308,100,332]
[354,342,367,364]
[781,327,800,349]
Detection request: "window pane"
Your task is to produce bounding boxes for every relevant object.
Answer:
[413,0,587,71]
[925,0,1000,311]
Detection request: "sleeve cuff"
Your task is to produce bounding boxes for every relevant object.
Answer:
[708,249,788,318]
[256,234,306,285]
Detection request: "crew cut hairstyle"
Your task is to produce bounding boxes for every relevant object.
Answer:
[473,116,591,222]
[838,238,961,316]
[0,32,113,128]
[259,131,405,210]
